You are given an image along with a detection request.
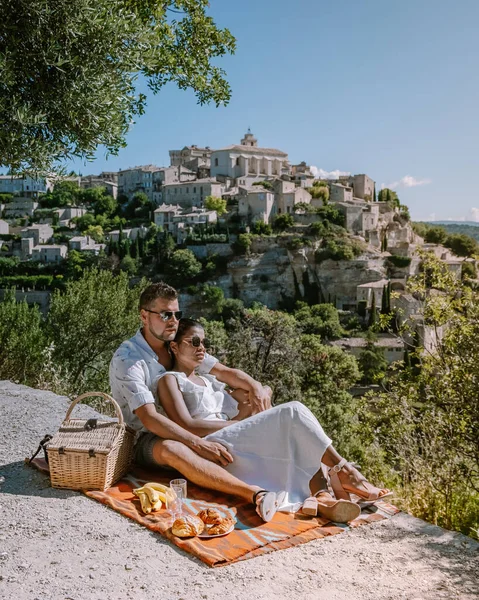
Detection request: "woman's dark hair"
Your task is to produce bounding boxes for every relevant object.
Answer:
[174,318,202,344]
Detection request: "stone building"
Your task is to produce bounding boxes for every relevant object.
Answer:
[334,200,379,235]
[53,206,87,227]
[117,165,160,201]
[274,180,312,215]
[80,172,118,198]
[238,186,276,224]
[153,204,183,229]
[153,204,217,242]
[152,166,197,204]
[0,175,51,198]
[108,226,148,243]
[161,178,224,208]
[337,174,375,201]
[291,162,315,188]
[210,131,289,186]
[330,334,405,363]
[330,183,353,203]
[69,236,106,255]
[31,244,68,263]
[3,198,39,218]
[356,278,389,309]
[169,145,212,177]
[20,224,54,246]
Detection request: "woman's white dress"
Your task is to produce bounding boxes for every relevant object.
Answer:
[159,372,332,512]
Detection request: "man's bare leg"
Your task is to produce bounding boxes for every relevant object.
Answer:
[153,439,261,503]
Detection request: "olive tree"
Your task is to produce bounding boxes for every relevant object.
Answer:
[0,0,235,174]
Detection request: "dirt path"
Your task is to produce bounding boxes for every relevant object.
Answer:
[0,381,477,600]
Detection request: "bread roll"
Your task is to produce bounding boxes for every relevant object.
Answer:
[208,516,235,535]
[197,508,223,525]
[171,515,205,537]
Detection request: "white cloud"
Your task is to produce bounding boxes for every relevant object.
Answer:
[310,166,350,179]
[382,175,432,190]
[470,208,479,222]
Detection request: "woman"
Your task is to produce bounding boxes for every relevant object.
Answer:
[157,319,391,523]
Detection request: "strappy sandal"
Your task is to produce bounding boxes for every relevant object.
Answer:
[253,489,286,522]
[329,458,393,503]
[302,490,361,523]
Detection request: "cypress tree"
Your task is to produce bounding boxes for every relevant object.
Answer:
[368,291,377,328]
[381,285,388,313]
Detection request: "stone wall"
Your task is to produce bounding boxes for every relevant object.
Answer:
[0,288,51,315]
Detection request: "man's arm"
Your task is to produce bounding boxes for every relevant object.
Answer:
[110,355,232,466]
[209,362,271,413]
[134,404,234,466]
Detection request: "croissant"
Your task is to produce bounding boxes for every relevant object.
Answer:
[208,516,235,535]
[197,508,223,525]
[171,515,205,538]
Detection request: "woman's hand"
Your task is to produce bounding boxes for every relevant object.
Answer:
[191,439,234,467]
[235,401,254,420]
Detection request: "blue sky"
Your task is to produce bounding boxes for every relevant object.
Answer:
[67,0,479,222]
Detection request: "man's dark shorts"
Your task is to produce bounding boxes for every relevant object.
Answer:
[134,432,172,470]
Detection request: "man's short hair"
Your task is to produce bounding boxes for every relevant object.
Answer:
[139,282,178,311]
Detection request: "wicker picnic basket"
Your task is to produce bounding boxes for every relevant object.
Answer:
[47,392,135,491]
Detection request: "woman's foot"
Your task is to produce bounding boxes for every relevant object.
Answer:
[314,490,361,523]
[330,458,392,502]
[253,489,285,522]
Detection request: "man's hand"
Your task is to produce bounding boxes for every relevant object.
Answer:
[191,439,234,467]
[248,384,272,413]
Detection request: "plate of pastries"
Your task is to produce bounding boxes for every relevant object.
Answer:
[171,508,236,538]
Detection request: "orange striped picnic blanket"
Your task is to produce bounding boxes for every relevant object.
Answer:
[28,459,400,567]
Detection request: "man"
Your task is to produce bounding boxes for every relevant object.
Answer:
[109,281,273,512]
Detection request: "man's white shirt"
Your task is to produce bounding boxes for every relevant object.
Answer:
[109,329,218,434]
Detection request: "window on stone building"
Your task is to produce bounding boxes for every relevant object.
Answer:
[214,158,218,167]
[194,187,196,193]
[186,188,189,193]
[175,189,177,194]
[236,158,240,166]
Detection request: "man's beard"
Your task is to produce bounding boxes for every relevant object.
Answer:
[148,323,176,342]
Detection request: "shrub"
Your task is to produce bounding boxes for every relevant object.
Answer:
[252,221,272,235]
[387,255,412,268]
[233,233,252,255]
[287,237,308,251]
[252,180,273,191]
[0,289,48,385]
[272,213,294,231]
[309,185,329,202]
[424,226,447,245]
[444,233,478,257]
[315,237,362,263]
[165,249,202,284]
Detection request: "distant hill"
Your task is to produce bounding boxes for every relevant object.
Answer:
[420,222,479,241]
[427,221,479,227]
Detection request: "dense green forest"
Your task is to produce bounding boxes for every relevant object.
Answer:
[417,221,479,242]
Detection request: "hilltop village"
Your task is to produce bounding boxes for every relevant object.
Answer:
[0,131,477,368]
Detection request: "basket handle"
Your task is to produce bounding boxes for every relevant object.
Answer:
[64,392,125,425]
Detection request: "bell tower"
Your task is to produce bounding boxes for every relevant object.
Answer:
[240,128,258,147]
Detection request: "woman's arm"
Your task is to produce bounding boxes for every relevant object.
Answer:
[158,375,243,437]
[209,363,271,413]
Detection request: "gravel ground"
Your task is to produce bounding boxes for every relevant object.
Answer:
[0,380,478,600]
